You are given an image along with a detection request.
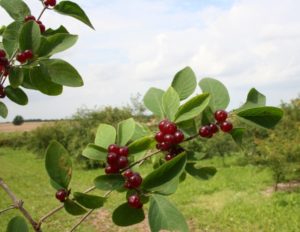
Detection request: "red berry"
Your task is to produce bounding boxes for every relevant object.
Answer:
[55,189,68,202]
[24,15,36,22]
[0,57,9,66]
[124,181,133,189]
[220,121,233,132]
[155,131,164,143]
[107,152,118,165]
[214,110,228,123]
[119,146,129,157]
[163,134,175,144]
[128,173,142,188]
[0,85,5,99]
[118,156,128,169]
[162,122,177,134]
[39,24,46,33]
[0,49,6,58]
[165,154,173,161]
[24,50,33,60]
[123,169,134,179]
[128,194,143,209]
[108,144,119,153]
[44,0,56,6]
[209,123,219,134]
[158,142,171,151]
[105,165,119,174]
[174,130,184,143]
[16,53,27,63]
[159,119,169,131]
[199,125,213,138]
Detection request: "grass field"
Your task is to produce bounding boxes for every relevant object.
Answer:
[0,122,52,133]
[1,148,300,232]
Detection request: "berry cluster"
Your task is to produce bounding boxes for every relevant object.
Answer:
[155,120,185,160]
[16,50,33,64]
[0,49,10,77]
[44,0,57,7]
[105,144,129,174]
[25,15,46,33]
[199,110,233,138]
[55,189,70,202]
[123,169,144,208]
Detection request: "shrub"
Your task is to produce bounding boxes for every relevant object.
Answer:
[12,115,24,126]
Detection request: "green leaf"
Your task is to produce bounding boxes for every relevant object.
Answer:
[148,194,189,232]
[128,136,155,156]
[5,86,28,105]
[143,87,164,118]
[73,192,105,209]
[82,143,107,161]
[94,174,124,191]
[112,203,145,227]
[64,199,87,216]
[199,77,230,111]
[153,177,179,195]
[175,93,210,123]
[21,69,37,90]
[116,118,135,146]
[6,216,28,232]
[37,33,78,57]
[237,106,283,129]
[230,128,245,146]
[162,87,180,121]
[8,67,23,88]
[239,88,266,111]
[0,0,30,21]
[185,163,217,180]
[50,179,64,190]
[201,107,214,125]
[45,141,72,189]
[54,1,94,29]
[39,59,83,87]
[177,119,197,137]
[43,25,69,36]
[0,102,8,118]
[171,66,197,100]
[131,122,152,141]
[142,152,186,192]
[19,21,41,52]
[0,26,6,35]
[30,66,63,96]
[2,21,22,58]
[95,124,116,149]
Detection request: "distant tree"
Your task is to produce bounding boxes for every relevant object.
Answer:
[12,115,24,126]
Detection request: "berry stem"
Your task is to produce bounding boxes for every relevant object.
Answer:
[0,205,17,215]
[37,6,48,21]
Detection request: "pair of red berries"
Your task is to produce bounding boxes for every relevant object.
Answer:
[128,194,143,209]
[24,15,46,33]
[199,110,233,138]
[44,0,56,7]
[16,50,33,64]
[55,189,69,202]
[123,169,143,189]
[105,144,129,174]
[0,49,9,77]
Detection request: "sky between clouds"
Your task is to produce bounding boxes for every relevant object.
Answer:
[1,0,300,121]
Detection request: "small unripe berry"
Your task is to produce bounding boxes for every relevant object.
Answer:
[214,110,228,123]
[128,194,143,209]
[199,125,213,138]
[220,121,233,132]
[55,189,68,202]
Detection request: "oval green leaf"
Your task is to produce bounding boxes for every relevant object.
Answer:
[45,140,72,189]
[19,21,41,52]
[230,128,245,146]
[9,67,24,88]
[2,21,22,58]
[95,123,116,149]
[94,174,124,191]
[6,216,28,232]
[238,88,266,111]
[128,136,155,156]
[0,102,8,118]
[5,86,28,105]
[73,192,106,209]
[64,199,87,216]
[82,143,107,161]
[116,118,135,146]
[0,0,30,21]
[162,87,180,121]
[143,87,165,118]
[112,203,145,227]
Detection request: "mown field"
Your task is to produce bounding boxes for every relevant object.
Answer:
[1,148,300,232]
[0,122,52,133]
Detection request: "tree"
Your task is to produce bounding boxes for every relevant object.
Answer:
[12,115,24,126]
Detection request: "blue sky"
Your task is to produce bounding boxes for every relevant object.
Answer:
[1,0,300,121]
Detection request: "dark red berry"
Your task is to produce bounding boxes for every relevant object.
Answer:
[165,154,173,161]
[155,131,165,143]
[163,134,175,144]
[24,15,36,22]
[118,156,128,169]
[174,130,184,143]
[123,169,134,179]
[214,110,228,123]
[39,24,46,33]
[24,50,33,60]
[162,122,177,134]
[159,119,169,131]
[128,194,143,209]
[44,0,56,7]
[16,53,27,63]
[128,173,142,188]
[119,146,129,157]
[0,49,6,58]
[0,57,9,66]
[199,125,213,138]
[158,141,171,151]
[124,181,132,189]
[107,152,118,165]
[209,123,219,134]
[220,121,233,132]
[55,189,68,202]
[108,144,119,153]
[0,85,5,99]
[105,165,119,174]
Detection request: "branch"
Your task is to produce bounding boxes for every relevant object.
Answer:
[0,178,41,232]
[0,205,16,215]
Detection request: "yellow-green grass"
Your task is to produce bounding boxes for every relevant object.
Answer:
[0,148,300,232]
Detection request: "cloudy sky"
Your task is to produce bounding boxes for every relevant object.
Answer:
[1,0,300,121]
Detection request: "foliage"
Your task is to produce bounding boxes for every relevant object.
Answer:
[12,115,24,125]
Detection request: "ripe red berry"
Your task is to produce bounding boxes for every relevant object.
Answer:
[128,194,143,209]
[158,141,171,151]
[214,110,228,123]
[209,123,219,134]
[16,53,27,63]
[124,181,132,189]
[0,49,6,58]
[107,152,118,165]
[108,144,119,153]
[0,85,5,99]
[55,189,68,202]
[0,57,9,66]
[155,131,164,143]
[44,0,56,7]
[118,146,129,157]
[165,154,173,161]
[162,122,177,134]
[174,130,184,143]
[128,173,142,188]
[123,169,134,179]
[159,119,169,131]
[163,134,175,144]
[220,121,233,132]
[118,156,128,169]
[24,15,36,22]
[24,50,33,60]
[105,165,119,174]
[199,125,213,138]
[39,24,46,33]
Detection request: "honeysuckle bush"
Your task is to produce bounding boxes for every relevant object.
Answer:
[0,1,285,232]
